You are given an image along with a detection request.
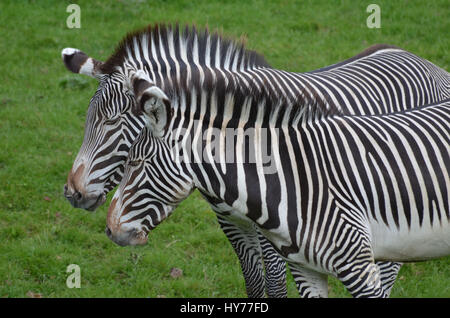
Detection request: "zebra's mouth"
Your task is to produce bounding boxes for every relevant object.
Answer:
[105,226,148,247]
[85,193,107,211]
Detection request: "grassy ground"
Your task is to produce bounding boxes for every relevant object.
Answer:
[0,0,448,298]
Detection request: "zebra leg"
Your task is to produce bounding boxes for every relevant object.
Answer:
[216,215,266,298]
[257,230,288,298]
[377,261,402,297]
[288,264,329,298]
[333,229,386,297]
[336,260,385,298]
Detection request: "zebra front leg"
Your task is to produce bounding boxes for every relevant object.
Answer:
[377,261,402,297]
[288,264,328,298]
[257,230,288,298]
[216,215,266,298]
[332,226,386,297]
[336,260,386,298]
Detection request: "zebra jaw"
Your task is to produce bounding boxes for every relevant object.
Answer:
[105,225,148,247]
[85,193,107,212]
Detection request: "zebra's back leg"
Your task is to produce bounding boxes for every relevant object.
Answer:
[257,230,288,298]
[216,215,266,298]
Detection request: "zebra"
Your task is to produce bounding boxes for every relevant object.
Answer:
[106,68,450,297]
[61,24,449,297]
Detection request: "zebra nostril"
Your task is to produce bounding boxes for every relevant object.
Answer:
[63,184,68,194]
[105,226,112,237]
[73,191,82,201]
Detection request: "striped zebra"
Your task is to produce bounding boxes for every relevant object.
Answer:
[106,71,450,297]
[61,24,449,297]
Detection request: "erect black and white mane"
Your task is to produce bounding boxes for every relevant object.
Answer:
[99,23,336,124]
[100,24,270,74]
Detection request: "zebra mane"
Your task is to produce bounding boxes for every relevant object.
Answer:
[101,23,337,123]
[100,23,270,75]
[166,68,338,126]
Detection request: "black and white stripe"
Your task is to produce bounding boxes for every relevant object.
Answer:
[109,81,449,297]
[65,24,449,297]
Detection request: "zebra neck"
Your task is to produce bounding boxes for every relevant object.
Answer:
[160,65,334,136]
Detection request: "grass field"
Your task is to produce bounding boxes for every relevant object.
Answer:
[0,0,448,298]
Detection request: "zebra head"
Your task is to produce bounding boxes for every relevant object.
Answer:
[61,25,270,212]
[61,48,146,211]
[106,84,194,246]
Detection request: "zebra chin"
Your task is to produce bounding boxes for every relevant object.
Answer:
[64,184,107,212]
[105,226,148,247]
[83,193,107,211]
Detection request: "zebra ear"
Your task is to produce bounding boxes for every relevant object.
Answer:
[61,48,103,79]
[140,86,171,137]
[131,71,171,137]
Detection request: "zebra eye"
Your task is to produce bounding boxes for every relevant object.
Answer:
[104,117,120,125]
[128,160,141,167]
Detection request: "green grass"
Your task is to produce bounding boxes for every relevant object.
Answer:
[0,0,448,298]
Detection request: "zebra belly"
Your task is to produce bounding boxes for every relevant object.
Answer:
[371,220,450,262]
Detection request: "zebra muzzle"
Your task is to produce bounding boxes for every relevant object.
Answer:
[63,183,106,211]
[105,226,148,247]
